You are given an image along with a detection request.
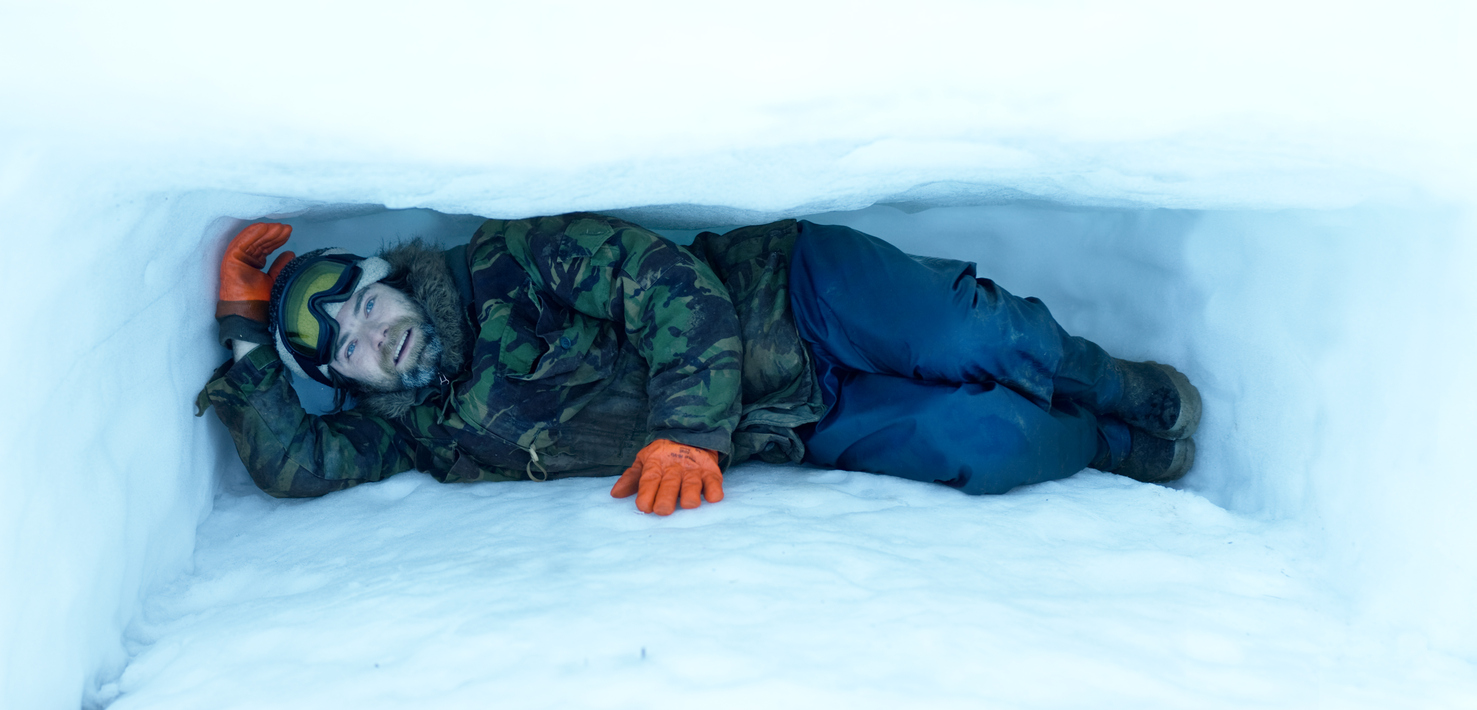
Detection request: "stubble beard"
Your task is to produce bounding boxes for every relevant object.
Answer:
[395,320,443,390]
[358,306,445,394]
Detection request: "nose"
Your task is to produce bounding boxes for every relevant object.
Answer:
[370,315,391,352]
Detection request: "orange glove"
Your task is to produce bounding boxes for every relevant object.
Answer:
[610,439,724,515]
[216,223,295,322]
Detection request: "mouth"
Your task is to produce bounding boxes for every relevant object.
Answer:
[393,327,413,367]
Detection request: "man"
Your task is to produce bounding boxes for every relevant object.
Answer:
[199,213,1200,515]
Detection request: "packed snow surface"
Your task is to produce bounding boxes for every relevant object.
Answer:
[107,466,1476,710]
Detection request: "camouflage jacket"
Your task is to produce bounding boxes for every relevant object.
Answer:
[201,214,823,497]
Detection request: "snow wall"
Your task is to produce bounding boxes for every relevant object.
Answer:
[1,2,1474,707]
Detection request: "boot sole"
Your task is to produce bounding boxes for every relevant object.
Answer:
[1162,437,1195,482]
[1127,437,1195,484]
[1148,361,1201,440]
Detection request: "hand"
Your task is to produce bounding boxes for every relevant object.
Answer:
[610,439,723,515]
[217,223,295,321]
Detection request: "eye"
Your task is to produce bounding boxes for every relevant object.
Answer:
[366,297,375,314]
[346,341,356,357]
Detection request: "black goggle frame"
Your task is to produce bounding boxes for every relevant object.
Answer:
[280,253,363,368]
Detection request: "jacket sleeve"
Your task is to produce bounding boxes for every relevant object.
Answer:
[495,214,743,457]
[202,345,419,497]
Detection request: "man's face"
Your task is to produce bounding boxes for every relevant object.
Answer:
[329,282,443,392]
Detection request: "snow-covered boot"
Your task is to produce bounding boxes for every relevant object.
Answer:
[1109,360,1202,441]
[1103,426,1196,484]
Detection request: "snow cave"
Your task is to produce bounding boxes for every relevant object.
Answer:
[2,3,1475,708]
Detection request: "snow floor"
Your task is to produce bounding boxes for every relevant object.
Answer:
[105,464,1477,709]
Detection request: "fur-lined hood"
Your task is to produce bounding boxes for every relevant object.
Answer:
[355,239,472,419]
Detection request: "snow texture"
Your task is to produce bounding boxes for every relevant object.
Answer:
[1,2,1475,708]
[104,468,1466,710]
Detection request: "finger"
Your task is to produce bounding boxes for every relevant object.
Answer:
[242,223,291,252]
[233,225,286,270]
[239,223,274,249]
[679,469,702,509]
[267,251,296,281]
[267,223,292,249]
[231,223,266,247]
[635,467,662,513]
[703,470,725,504]
[228,224,270,268]
[652,464,680,516]
[610,463,641,499]
[252,224,291,258]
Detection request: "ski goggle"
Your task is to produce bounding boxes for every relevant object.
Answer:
[278,253,364,367]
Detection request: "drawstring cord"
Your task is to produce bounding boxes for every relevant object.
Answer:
[525,443,548,482]
[432,374,547,483]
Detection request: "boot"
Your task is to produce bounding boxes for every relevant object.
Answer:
[1109,360,1202,441]
[1105,426,1195,483]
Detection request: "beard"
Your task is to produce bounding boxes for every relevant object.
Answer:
[394,319,443,390]
[354,300,446,395]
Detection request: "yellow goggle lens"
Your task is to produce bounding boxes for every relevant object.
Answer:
[282,260,354,353]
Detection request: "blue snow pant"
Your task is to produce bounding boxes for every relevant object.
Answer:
[788,221,1132,495]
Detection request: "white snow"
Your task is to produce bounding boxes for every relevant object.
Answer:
[2,2,1476,708]
[103,467,1471,710]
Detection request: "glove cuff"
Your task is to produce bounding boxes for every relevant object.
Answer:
[216,299,269,322]
[216,314,272,348]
